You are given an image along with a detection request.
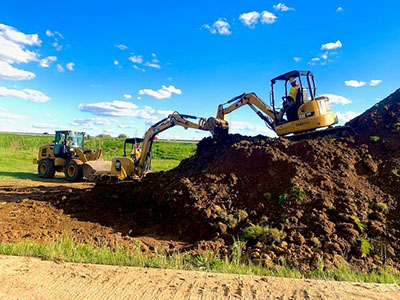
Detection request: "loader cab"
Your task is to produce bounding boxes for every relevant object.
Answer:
[271,70,317,124]
[54,130,85,158]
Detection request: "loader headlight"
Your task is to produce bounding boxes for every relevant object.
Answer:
[115,160,122,171]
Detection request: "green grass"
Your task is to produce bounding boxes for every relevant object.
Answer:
[0,132,197,183]
[0,238,399,284]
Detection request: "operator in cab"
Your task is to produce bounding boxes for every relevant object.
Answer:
[277,77,300,121]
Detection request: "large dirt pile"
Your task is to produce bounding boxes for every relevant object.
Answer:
[67,89,400,272]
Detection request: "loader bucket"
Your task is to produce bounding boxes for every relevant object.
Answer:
[82,160,112,181]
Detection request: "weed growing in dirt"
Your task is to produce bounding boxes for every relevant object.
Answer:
[359,238,372,255]
[0,238,399,284]
[369,136,380,143]
[376,202,389,213]
[263,192,272,201]
[241,225,286,243]
[278,189,306,205]
[391,169,400,177]
[350,216,366,232]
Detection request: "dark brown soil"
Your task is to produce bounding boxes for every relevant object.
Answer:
[1,89,399,273]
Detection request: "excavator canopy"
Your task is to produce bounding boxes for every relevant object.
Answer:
[271,70,314,83]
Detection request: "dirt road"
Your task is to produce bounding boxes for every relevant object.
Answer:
[0,255,399,300]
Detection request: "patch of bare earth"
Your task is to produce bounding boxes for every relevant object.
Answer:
[0,255,399,300]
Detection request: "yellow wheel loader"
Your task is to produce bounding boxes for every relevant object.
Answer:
[34,130,110,182]
[212,70,352,140]
[110,112,219,180]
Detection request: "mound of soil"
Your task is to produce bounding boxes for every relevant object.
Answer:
[31,89,400,272]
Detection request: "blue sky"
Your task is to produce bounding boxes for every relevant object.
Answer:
[0,0,399,139]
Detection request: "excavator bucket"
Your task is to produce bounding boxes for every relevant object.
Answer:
[82,160,112,181]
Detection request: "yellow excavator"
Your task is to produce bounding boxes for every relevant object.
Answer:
[212,70,351,140]
[107,112,220,180]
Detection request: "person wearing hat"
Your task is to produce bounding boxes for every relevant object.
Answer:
[277,77,300,121]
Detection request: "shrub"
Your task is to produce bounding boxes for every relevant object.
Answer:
[278,194,288,205]
[242,225,286,243]
[263,192,272,201]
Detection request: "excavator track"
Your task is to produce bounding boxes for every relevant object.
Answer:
[286,126,355,141]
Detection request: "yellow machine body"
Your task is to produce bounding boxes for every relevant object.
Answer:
[274,96,338,136]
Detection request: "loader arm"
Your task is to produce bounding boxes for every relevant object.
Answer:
[216,93,276,131]
[136,112,216,177]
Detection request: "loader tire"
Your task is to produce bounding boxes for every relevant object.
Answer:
[64,159,83,182]
[38,159,56,179]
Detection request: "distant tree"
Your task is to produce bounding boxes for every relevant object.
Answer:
[118,133,127,139]
[96,134,112,138]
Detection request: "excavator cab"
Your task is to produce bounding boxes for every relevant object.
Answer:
[123,137,144,163]
[271,70,316,124]
[269,70,338,135]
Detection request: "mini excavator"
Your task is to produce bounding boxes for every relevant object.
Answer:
[212,70,352,140]
[107,112,222,180]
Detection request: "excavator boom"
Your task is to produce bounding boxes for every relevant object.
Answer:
[111,112,223,180]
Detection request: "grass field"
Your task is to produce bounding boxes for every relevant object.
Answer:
[0,132,197,183]
[1,238,399,284]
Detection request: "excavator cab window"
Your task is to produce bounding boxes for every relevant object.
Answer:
[124,137,143,163]
[271,70,317,123]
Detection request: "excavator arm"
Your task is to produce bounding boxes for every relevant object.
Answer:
[136,112,217,176]
[215,93,277,131]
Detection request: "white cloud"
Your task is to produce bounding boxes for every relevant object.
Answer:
[239,12,260,28]
[66,62,75,71]
[70,117,111,129]
[0,24,41,46]
[230,120,276,137]
[138,85,182,100]
[336,7,344,12]
[79,100,168,123]
[129,54,143,64]
[115,44,128,50]
[322,93,352,105]
[273,3,295,12]
[56,64,65,72]
[261,11,277,24]
[114,59,119,66]
[117,123,138,129]
[336,111,360,123]
[46,30,64,51]
[0,86,50,102]
[369,79,382,86]
[0,24,43,81]
[133,65,145,72]
[0,108,25,119]
[39,56,57,68]
[321,40,342,50]
[293,57,302,62]
[344,80,366,88]
[0,61,35,80]
[151,53,159,63]
[124,94,132,99]
[45,30,63,39]
[311,57,320,61]
[321,53,328,60]
[203,18,231,35]
[32,122,68,130]
[144,61,161,69]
